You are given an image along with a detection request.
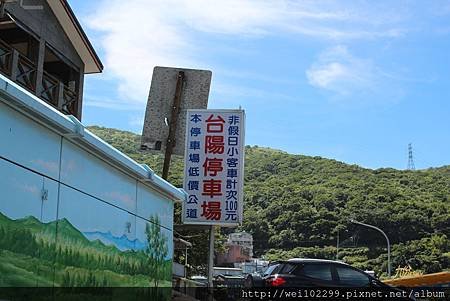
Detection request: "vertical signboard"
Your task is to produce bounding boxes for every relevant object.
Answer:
[141,67,211,155]
[183,110,245,226]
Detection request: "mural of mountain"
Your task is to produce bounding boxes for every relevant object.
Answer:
[54,218,89,243]
[0,213,122,254]
[0,210,171,289]
[0,211,12,224]
[83,231,147,251]
[0,214,79,241]
[0,212,44,232]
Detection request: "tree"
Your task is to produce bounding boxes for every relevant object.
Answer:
[89,126,450,276]
[145,214,168,287]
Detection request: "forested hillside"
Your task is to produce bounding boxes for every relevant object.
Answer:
[88,126,450,277]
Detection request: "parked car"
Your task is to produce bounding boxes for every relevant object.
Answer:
[244,258,413,300]
[190,275,208,286]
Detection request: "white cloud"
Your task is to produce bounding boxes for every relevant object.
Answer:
[84,97,144,111]
[87,1,195,103]
[86,0,409,103]
[306,45,375,95]
[175,0,280,35]
[305,45,418,102]
[213,82,294,102]
[129,114,145,129]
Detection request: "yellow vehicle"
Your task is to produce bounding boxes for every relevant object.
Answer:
[383,272,450,287]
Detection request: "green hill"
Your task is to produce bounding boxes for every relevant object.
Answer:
[87,126,450,276]
[53,218,89,243]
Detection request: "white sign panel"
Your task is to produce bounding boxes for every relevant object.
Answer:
[183,109,245,226]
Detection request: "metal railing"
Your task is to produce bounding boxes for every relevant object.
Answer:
[41,71,59,106]
[0,37,79,117]
[0,38,12,75]
[15,53,37,92]
[62,84,77,115]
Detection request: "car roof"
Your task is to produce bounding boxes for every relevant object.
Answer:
[284,258,349,265]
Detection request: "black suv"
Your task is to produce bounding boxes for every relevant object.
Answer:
[245,258,390,288]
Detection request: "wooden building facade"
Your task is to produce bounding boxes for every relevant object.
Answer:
[0,0,102,119]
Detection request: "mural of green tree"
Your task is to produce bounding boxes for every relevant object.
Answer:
[145,215,168,287]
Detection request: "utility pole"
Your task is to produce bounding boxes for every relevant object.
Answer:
[350,219,391,277]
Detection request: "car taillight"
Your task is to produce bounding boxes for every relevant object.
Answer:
[266,276,286,287]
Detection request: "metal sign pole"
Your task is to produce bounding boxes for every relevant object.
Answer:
[208,225,215,300]
[162,71,185,180]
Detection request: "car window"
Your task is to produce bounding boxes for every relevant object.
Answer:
[279,263,296,274]
[296,264,333,281]
[336,266,370,287]
[262,264,280,276]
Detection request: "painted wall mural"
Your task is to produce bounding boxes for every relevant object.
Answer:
[0,216,172,296]
[0,102,175,295]
[0,158,173,289]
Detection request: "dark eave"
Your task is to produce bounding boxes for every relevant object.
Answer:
[47,0,103,74]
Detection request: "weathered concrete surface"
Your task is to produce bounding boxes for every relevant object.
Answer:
[141,66,211,156]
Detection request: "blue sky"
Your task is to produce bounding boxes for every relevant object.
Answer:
[68,0,450,170]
